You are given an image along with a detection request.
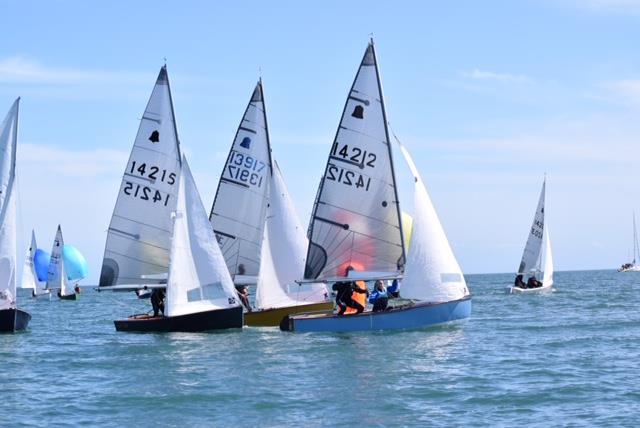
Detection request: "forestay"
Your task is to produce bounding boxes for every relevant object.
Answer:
[518,181,545,275]
[256,161,327,309]
[398,143,469,303]
[209,81,272,280]
[0,99,18,310]
[99,66,181,288]
[305,41,405,280]
[166,156,240,317]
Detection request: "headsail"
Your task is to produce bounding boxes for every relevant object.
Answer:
[99,66,182,288]
[398,143,469,303]
[256,161,327,309]
[0,99,18,310]
[209,81,272,281]
[518,180,545,275]
[166,156,240,317]
[21,230,39,291]
[304,41,405,280]
[45,225,65,291]
[542,226,553,287]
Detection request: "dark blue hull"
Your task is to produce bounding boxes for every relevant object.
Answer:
[0,308,31,333]
[114,305,243,332]
[281,297,471,333]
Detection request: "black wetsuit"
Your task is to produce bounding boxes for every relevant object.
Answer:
[332,281,366,315]
[151,289,166,317]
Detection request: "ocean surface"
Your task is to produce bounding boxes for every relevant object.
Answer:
[2,270,639,427]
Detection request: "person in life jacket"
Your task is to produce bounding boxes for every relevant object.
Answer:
[368,280,389,312]
[332,266,367,315]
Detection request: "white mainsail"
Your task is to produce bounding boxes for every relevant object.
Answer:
[45,225,66,293]
[166,156,240,317]
[209,81,272,280]
[518,180,546,275]
[305,41,405,280]
[542,226,553,287]
[255,161,327,309]
[0,99,18,310]
[21,230,39,292]
[99,66,181,288]
[398,143,469,303]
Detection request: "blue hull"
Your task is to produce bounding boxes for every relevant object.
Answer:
[281,297,471,333]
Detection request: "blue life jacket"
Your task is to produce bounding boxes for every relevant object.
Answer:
[368,288,388,304]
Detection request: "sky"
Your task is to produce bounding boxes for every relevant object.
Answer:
[2,0,640,283]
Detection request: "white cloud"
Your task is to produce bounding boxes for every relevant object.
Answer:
[0,56,150,85]
[460,69,531,83]
[602,79,640,104]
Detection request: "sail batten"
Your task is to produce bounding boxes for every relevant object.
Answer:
[304,41,405,280]
[209,81,272,280]
[99,66,182,288]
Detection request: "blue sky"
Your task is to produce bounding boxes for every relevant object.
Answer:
[3,0,640,283]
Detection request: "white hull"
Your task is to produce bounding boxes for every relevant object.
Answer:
[618,265,640,272]
[507,283,552,294]
[32,289,51,300]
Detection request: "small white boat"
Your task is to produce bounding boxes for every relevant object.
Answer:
[507,179,553,294]
[618,213,640,272]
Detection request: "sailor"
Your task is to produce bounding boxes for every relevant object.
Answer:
[236,285,252,312]
[368,280,389,312]
[387,278,401,298]
[74,285,81,294]
[526,275,542,288]
[514,274,526,289]
[150,288,166,317]
[332,266,367,315]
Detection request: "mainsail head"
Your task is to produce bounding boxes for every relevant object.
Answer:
[0,98,18,310]
[99,66,182,288]
[304,40,405,280]
[166,156,241,317]
[518,180,546,275]
[209,80,272,280]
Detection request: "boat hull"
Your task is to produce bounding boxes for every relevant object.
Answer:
[244,301,333,327]
[507,283,552,294]
[0,308,31,333]
[114,305,243,332]
[58,292,77,301]
[281,297,471,333]
[618,266,640,272]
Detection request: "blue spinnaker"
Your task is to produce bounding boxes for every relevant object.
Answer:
[34,249,50,282]
[62,245,89,281]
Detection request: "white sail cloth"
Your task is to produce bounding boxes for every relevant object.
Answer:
[0,99,18,310]
[209,82,271,279]
[518,181,545,275]
[542,227,553,287]
[398,144,469,303]
[166,157,240,317]
[255,162,327,310]
[21,231,39,292]
[99,66,181,288]
[305,42,404,280]
[46,225,71,295]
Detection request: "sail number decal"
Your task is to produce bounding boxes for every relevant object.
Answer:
[331,143,377,168]
[530,220,543,239]
[326,164,371,191]
[123,181,171,206]
[129,161,176,185]
[224,150,266,188]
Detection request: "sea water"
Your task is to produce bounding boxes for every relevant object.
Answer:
[1,270,639,426]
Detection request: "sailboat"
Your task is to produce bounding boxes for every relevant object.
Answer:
[281,40,471,333]
[46,226,77,300]
[0,98,31,332]
[114,156,243,332]
[618,213,640,272]
[21,230,50,298]
[209,81,330,326]
[508,179,554,294]
[98,66,181,298]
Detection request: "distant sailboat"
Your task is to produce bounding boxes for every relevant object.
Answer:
[0,98,31,332]
[46,226,77,300]
[21,230,50,299]
[114,157,243,332]
[281,41,471,332]
[98,66,181,298]
[508,179,553,294]
[209,81,330,326]
[618,213,640,272]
